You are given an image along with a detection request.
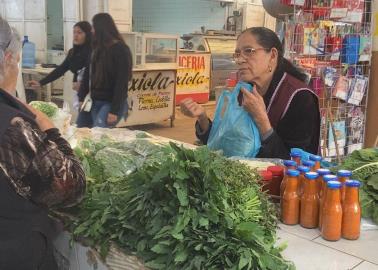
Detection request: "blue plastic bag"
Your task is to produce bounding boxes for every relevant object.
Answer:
[207,82,261,157]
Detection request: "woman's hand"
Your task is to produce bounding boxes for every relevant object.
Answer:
[24,103,55,132]
[180,98,209,132]
[241,88,272,136]
[107,113,118,125]
[180,98,205,118]
[28,80,41,89]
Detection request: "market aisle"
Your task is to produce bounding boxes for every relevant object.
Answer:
[129,102,216,145]
[277,224,378,270]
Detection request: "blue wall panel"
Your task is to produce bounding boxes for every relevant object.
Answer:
[133,0,226,35]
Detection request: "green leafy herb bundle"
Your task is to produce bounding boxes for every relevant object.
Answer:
[67,139,294,270]
[336,148,378,224]
[29,101,58,118]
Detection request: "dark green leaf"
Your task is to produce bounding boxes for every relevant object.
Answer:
[174,249,188,263]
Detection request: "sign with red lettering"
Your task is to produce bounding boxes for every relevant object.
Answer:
[176,52,211,104]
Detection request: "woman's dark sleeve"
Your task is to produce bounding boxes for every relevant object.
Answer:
[257,91,320,159]
[39,52,71,86]
[78,64,90,102]
[3,118,86,208]
[195,119,213,144]
[110,44,133,115]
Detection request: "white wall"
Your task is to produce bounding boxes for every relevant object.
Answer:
[82,0,104,22]
[1,0,47,62]
[82,0,132,32]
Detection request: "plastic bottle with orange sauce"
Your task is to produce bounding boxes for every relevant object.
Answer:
[290,150,302,166]
[319,174,337,230]
[342,180,361,240]
[281,169,300,225]
[302,160,316,172]
[309,155,322,171]
[280,160,298,200]
[317,168,331,197]
[321,181,343,241]
[300,172,320,228]
[337,170,352,203]
[297,166,310,198]
[283,160,297,171]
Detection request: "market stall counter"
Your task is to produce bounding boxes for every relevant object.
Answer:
[49,125,378,270]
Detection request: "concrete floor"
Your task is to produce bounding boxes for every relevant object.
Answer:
[129,102,216,145]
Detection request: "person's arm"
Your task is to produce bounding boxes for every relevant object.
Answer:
[39,51,72,86]
[195,117,213,144]
[257,91,320,159]
[110,44,133,115]
[78,64,90,102]
[5,118,86,208]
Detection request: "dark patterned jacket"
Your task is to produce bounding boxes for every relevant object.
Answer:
[0,88,85,238]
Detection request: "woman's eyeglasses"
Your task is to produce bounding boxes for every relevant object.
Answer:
[233,47,269,61]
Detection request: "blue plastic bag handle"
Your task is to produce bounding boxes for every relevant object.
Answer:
[213,82,253,131]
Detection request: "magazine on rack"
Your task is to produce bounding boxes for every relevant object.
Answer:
[359,35,372,62]
[324,67,338,87]
[328,120,346,157]
[347,106,365,154]
[332,76,350,101]
[347,76,368,105]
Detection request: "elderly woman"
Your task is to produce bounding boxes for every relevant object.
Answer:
[181,27,320,159]
[0,17,85,269]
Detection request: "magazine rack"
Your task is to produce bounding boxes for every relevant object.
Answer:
[280,0,373,161]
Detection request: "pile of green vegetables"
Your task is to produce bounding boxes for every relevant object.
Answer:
[29,101,58,118]
[65,137,294,270]
[336,148,378,224]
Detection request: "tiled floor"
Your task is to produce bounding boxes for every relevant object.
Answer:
[277,222,378,270]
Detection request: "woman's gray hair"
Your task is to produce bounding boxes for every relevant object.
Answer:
[0,16,22,58]
[0,16,22,83]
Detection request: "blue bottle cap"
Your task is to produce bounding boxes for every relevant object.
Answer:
[309,155,322,162]
[302,160,315,167]
[327,181,342,189]
[290,149,301,158]
[305,172,319,180]
[323,174,337,182]
[286,169,300,177]
[297,165,310,173]
[345,180,361,187]
[317,168,331,176]
[283,160,297,168]
[337,170,352,177]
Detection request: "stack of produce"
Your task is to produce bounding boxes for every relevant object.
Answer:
[336,148,378,224]
[29,100,72,135]
[29,101,58,118]
[63,136,294,270]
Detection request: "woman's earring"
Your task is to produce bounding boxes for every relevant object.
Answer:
[268,66,272,72]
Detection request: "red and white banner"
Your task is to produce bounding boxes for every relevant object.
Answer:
[176,52,211,104]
